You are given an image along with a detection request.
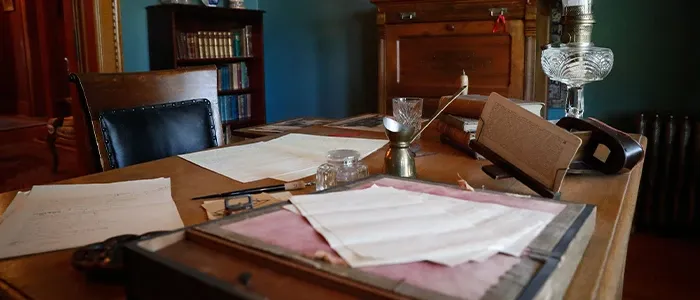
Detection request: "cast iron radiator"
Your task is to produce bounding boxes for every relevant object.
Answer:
[636,113,700,234]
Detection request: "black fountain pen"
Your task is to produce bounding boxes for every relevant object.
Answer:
[192,180,315,200]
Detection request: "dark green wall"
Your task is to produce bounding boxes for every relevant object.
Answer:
[121,0,375,123]
[121,0,694,130]
[259,0,377,122]
[584,0,692,130]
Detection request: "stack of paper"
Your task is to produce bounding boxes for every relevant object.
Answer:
[0,178,184,260]
[180,133,388,183]
[288,186,556,268]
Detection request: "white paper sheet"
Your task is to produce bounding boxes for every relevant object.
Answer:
[179,133,388,183]
[0,178,184,260]
[0,191,30,226]
[289,186,556,267]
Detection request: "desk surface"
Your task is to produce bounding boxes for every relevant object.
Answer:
[232,117,335,138]
[0,124,645,300]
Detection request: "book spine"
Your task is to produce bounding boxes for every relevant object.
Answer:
[197,31,204,59]
[235,30,241,57]
[246,94,251,119]
[241,62,248,89]
[436,120,478,159]
[438,96,485,119]
[245,25,253,56]
[438,115,468,132]
[227,32,233,58]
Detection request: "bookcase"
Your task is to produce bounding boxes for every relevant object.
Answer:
[146,4,265,143]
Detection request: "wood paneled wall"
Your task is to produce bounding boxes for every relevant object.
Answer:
[0,1,32,116]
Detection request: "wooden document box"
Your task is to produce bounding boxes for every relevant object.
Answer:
[124,176,595,300]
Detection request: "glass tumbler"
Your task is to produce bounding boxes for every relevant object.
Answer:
[316,149,369,191]
[392,97,423,139]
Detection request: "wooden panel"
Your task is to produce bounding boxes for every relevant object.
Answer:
[8,0,32,116]
[94,0,123,72]
[374,0,526,24]
[385,20,524,113]
[0,10,19,114]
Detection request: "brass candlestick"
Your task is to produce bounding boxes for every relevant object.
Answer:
[383,82,469,178]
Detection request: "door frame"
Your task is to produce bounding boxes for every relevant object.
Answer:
[93,0,123,73]
[72,0,123,73]
[69,0,124,175]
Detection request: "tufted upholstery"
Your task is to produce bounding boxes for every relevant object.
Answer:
[99,99,218,169]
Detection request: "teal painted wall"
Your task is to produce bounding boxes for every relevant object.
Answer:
[121,0,260,72]
[120,0,374,122]
[121,0,159,72]
[259,0,377,122]
[121,0,693,129]
[584,0,692,130]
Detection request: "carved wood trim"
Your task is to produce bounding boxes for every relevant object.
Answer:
[378,32,387,114]
[93,0,123,72]
[508,20,525,99]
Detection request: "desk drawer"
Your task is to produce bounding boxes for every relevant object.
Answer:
[378,0,527,24]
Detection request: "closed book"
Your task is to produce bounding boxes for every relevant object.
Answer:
[438,94,545,119]
[439,114,478,132]
[436,120,482,159]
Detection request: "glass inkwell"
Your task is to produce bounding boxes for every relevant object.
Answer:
[316,149,369,191]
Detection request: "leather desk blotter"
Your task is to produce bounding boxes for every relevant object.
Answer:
[123,175,595,300]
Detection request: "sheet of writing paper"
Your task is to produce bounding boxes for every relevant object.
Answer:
[289,186,556,268]
[0,191,30,225]
[180,134,388,183]
[477,92,582,192]
[0,178,184,260]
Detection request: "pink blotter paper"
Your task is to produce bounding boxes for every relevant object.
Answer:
[220,177,566,300]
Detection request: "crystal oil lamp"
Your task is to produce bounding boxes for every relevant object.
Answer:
[541,0,614,118]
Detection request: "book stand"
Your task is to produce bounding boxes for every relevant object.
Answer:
[470,140,563,200]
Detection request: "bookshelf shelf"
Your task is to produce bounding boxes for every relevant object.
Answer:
[147,4,266,144]
[224,119,264,128]
[177,57,255,65]
[218,88,256,96]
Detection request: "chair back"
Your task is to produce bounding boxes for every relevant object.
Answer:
[69,65,223,172]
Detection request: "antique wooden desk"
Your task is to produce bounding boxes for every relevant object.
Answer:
[0,124,645,300]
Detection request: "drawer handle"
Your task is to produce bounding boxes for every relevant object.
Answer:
[446,24,455,31]
[400,12,416,20]
[489,7,508,17]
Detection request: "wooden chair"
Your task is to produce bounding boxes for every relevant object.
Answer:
[67,65,223,173]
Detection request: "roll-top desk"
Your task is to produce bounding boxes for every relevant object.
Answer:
[370,0,547,115]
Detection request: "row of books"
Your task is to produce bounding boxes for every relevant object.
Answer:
[217,63,249,91]
[176,26,253,60]
[218,94,252,122]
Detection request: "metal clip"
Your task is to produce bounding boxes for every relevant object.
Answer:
[224,194,254,215]
[399,12,416,20]
[489,7,508,17]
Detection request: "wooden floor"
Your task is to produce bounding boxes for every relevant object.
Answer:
[0,126,695,299]
[623,233,700,299]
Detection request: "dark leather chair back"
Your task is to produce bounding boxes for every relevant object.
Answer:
[69,65,224,172]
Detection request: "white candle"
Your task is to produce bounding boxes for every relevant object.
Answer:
[460,70,469,95]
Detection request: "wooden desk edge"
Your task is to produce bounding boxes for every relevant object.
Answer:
[595,136,647,299]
